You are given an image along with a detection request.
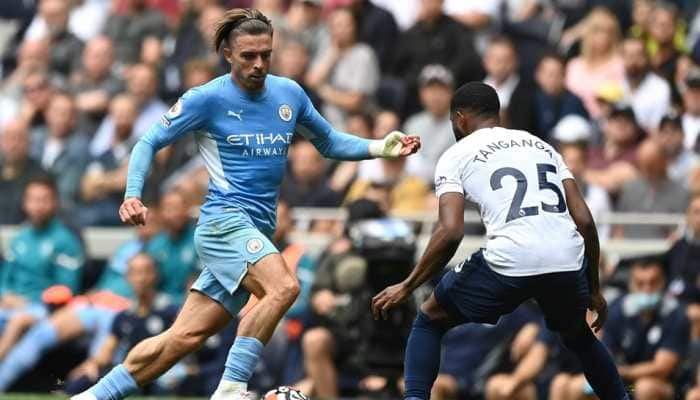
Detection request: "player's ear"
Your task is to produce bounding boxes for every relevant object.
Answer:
[223,46,234,64]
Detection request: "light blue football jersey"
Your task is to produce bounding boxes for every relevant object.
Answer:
[125,74,371,237]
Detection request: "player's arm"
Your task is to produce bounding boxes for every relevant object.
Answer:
[295,84,419,160]
[120,90,207,225]
[372,192,464,319]
[562,178,606,331]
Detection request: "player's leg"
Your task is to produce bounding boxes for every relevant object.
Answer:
[549,373,574,400]
[535,268,628,400]
[301,326,338,397]
[213,253,300,397]
[0,306,87,391]
[485,373,537,400]
[0,313,36,359]
[74,291,231,400]
[430,374,459,400]
[632,377,673,400]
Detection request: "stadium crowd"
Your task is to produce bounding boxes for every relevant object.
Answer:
[1,0,700,398]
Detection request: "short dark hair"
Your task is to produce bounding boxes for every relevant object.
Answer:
[537,51,566,68]
[26,175,58,196]
[451,81,500,117]
[213,8,273,52]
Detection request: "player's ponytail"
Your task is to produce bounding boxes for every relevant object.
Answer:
[213,8,273,52]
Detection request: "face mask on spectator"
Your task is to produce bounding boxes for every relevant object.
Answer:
[628,292,662,314]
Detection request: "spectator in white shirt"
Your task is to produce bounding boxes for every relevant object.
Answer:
[682,68,700,151]
[654,112,700,191]
[621,36,672,133]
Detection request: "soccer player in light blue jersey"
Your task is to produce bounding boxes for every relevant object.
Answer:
[72,7,420,400]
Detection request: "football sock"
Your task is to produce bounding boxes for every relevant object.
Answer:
[0,320,58,391]
[87,364,138,400]
[562,326,629,400]
[222,336,264,385]
[403,312,447,400]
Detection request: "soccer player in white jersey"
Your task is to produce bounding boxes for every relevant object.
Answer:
[373,82,629,400]
[72,8,420,400]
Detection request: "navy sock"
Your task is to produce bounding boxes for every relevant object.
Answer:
[87,364,138,400]
[0,320,58,391]
[403,312,447,400]
[562,326,629,400]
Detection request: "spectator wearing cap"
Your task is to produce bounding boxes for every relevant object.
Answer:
[622,36,672,133]
[565,7,625,119]
[615,139,689,239]
[402,64,455,183]
[482,36,537,134]
[305,7,380,131]
[682,68,700,151]
[533,53,588,142]
[278,0,329,61]
[392,0,482,116]
[584,105,641,194]
[559,141,612,240]
[654,113,700,190]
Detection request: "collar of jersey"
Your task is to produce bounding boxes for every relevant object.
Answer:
[226,74,269,102]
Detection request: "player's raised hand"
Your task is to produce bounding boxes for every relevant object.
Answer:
[371,281,411,320]
[589,291,607,332]
[119,197,148,226]
[398,134,421,157]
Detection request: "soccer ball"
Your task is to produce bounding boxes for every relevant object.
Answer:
[263,386,310,400]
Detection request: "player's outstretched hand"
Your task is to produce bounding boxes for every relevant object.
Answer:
[398,134,421,157]
[372,281,411,320]
[369,131,421,159]
[589,291,607,333]
[119,197,148,226]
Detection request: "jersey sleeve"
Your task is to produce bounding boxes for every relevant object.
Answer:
[124,88,208,198]
[294,83,372,161]
[554,150,574,181]
[434,150,464,198]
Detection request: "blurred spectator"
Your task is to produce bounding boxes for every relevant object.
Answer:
[64,253,178,395]
[584,106,641,194]
[444,0,501,54]
[553,258,688,400]
[347,0,398,73]
[79,95,137,226]
[621,36,672,133]
[327,112,373,196]
[23,0,109,43]
[90,63,167,157]
[533,53,588,142]
[559,141,612,241]
[682,68,700,151]
[402,65,454,183]
[344,157,430,213]
[277,0,329,60]
[0,120,47,224]
[280,139,342,208]
[392,0,482,116]
[0,177,84,363]
[35,0,84,78]
[667,194,700,307]
[654,113,700,190]
[69,36,123,135]
[30,92,88,214]
[145,190,198,304]
[648,2,684,84]
[483,36,537,134]
[615,139,689,239]
[305,7,380,130]
[103,0,168,66]
[431,304,547,400]
[628,0,655,42]
[17,70,54,129]
[565,7,625,118]
[0,210,161,391]
[273,39,320,109]
[0,40,50,125]
[552,114,594,145]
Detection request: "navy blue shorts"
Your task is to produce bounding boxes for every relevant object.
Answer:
[434,249,590,332]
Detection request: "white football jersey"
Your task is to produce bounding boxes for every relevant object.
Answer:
[435,127,584,276]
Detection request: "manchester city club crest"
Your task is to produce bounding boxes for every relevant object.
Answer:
[278,104,292,122]
[246,238,264,254]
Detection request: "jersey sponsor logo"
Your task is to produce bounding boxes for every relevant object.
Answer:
[227,110,243,121]
[246,238,264,254]
[278,104,292,122]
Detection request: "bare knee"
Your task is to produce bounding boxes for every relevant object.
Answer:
[549,374,571,400]
[302,327,333,359]
[431,374,458,400]
[687,387,700,400]
[269,274,300,308]
[634,377,672,400]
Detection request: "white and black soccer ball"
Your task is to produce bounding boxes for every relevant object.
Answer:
[263,386,310,400]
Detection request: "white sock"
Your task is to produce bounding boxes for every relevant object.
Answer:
[212,380,247,397]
